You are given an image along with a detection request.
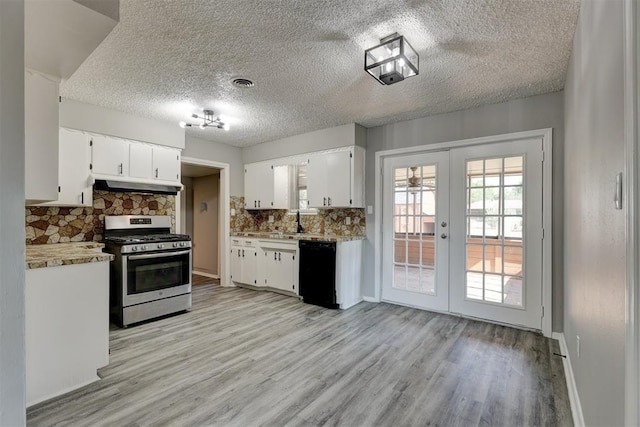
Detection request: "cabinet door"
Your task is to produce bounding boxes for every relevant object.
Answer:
[152,146,180,182]
[129,143,153,180]
[272,165,290,209]
[325,150,352,207]
[307,154,327,208]
[265,250,296,292]
[243,247,258,286]
[56,129,92,206]
[230,246,243,284]
[244,162,274,209]
[91,135,129,177]
[25,70,59,203]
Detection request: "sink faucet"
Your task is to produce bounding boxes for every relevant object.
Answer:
[296,210,304,233]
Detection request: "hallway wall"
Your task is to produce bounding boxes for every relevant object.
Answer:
[192,174,220,275]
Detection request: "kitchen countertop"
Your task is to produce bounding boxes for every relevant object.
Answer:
[231,231,366,242]
[26,242,114,270]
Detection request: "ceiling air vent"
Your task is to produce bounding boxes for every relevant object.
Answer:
[232,78,255,88]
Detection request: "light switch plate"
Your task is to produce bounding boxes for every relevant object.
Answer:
[345,217,351,225]
[268,215,274,223]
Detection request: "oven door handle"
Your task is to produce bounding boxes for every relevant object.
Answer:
[127,250,191,260]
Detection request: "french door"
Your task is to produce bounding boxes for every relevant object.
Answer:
[382,139,544,330]
[382,152,450,312]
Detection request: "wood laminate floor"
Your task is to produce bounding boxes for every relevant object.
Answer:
[27,283,572,427]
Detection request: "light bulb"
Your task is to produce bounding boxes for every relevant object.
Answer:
[179,121,186,128]
[398,58,405,67]
[223,123,230,131]
[385,62,393,72]
[217,114,226,122]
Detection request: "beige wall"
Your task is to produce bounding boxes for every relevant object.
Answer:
[192,174,219,275]
[563,0,626,425]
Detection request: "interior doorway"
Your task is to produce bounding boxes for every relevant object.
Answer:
[178,157,231,287]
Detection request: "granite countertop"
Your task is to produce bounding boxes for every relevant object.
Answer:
[230,231,366,242]
[26,242,115,270]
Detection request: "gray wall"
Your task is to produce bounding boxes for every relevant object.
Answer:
[0,0,26,424]
[242,123,366,164]
[563,0,626,425]
[182,135,244,196]
[60,98,185,149]
[364,91,565,332]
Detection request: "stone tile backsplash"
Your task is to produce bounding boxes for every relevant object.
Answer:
[230,196,365,236]
[25,191,175,245]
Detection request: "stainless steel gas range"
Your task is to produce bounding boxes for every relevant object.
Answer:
[104,215,192,327]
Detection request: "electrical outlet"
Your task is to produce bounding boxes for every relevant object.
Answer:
[367,205,373,215]
[576,335,580,358]
[268,215,274,223]
[345,217,351,225]
[231,208,236,216]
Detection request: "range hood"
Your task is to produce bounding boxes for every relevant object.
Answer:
[94,179,181,195]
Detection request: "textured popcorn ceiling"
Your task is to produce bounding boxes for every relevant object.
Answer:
[61,0,580,147]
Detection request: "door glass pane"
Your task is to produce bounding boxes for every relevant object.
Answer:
[393,164,437,295]
[464,156,524,307]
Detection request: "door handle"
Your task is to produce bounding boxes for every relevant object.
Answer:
[278,252,281,261]
[274,252,277,260]
[441,233,448,239]
[242,249,245,257]
[119,163,123,174]
[323,197,327,206]
[238,249,241,256]
[441,221,447,227]
[258,200,261,208]
[254,200,257,208]
[155,168,159,178]
[328,197,332,206]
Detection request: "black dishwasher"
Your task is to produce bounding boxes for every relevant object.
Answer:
[299,240,338,309]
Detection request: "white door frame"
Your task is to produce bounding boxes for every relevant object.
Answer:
[374,128,553,337]
[179,156,231,287]
[624,0,639,424]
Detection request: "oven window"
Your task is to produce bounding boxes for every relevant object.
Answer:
[127,252,190,294]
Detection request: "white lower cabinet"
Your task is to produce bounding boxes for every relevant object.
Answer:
[260,240,299,294]
[230,238,259,286]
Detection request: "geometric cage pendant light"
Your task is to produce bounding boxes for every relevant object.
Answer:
[364,33,419,85]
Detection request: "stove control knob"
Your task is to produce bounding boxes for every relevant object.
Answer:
[180,242,186,247]
[132,246,138,252]
[158,244,164,249]
[141,245,147,251]
[172,242,179,248]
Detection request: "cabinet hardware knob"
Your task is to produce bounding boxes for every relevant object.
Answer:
[441,233,448,239]
[441,221,448,227]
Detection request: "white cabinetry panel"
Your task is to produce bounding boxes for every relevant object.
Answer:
[152,146,180,182]
[55,129,92,206]
[91,134,129,177]
[25,70,59,204]
[128,143,153,180]
[307,146,364,208]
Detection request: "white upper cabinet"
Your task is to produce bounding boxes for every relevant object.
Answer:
[307,146,365,208]
[25,70,59,204]
[55,129,92,206]
[128,143,153,180]
[91,134,129,177]
[152,146,181,182]
[244,163,289,210]
[91,135,181,184]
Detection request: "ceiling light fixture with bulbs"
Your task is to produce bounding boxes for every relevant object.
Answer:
[179,109,229,131]
[365,33,419,85]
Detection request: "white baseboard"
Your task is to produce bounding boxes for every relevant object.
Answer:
[553,332,585,427]
[363,296,379,303]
